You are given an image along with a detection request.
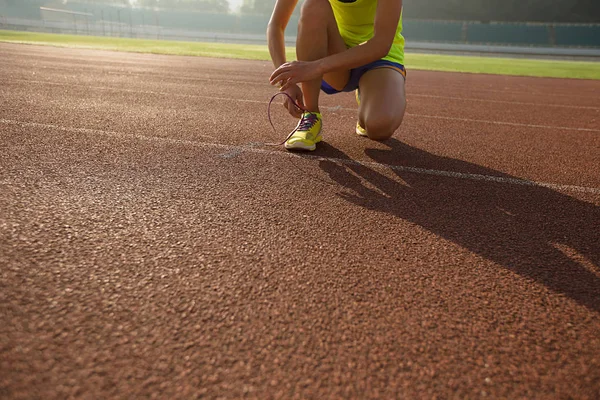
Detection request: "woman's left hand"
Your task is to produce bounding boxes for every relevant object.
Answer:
[270,61,322,91]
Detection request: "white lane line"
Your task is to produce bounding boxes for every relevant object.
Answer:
[2,118,599,195]
[408,83,600,101]
[2,70,263,87]
[0,118,214,140]
[6,76,600,111]
[2,79,267,105]
[403,113,600,132]
[3,79,599,133]
[410,94,600,111]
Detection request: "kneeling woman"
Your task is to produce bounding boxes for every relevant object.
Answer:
[268,0,407,151]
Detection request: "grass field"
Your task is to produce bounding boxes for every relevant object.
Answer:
[1,30,599,80]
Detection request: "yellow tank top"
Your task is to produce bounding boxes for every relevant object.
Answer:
[329,0,405,65]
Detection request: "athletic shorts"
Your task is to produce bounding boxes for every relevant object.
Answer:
[320,59,406,95]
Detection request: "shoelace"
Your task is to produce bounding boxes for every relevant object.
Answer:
[297,113,319,131]
[266,92,311,146]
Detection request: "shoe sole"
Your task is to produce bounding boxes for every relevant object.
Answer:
[355,90,368,137]
[356,124,368,137]
[284,135,322,151]
[356,127,368,137]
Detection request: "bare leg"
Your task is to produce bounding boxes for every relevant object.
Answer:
[296,0,349,112]
[358,68,406,140]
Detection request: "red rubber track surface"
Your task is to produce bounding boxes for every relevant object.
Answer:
[1,43,599,399]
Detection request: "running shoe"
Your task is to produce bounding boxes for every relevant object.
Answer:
[355,89,368,137]
[284,111,323,151]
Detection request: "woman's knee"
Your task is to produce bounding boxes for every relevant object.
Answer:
[300,0,331,21]
[364,114,404,141]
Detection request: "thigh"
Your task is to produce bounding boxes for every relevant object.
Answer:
[320,7,351,90]
[358,67,406,128]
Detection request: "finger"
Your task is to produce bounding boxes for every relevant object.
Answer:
[280,79,297,92]
[282,97,291,110]
[271,62,291,74]
[269,65,291,83]
[283,98,301,118]
[292,96,304,113]
[270,70,293,86]
[279,76,299,91]
[289,101,301,118]
[295,93,305,109]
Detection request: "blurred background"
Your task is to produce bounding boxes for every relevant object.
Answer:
[1,0,599,48]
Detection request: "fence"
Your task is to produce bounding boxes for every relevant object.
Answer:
[1,2,599,48]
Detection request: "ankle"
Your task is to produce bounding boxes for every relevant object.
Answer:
[303,111,321,117]
[304,107,320,114]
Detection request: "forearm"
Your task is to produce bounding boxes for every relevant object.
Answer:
[315,38,391,76]
[267,24,288,68]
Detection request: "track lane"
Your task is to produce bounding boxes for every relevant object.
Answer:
[3,75,599,131]
[1,43,600,399]
[1,75,599,187]
[2,120,600,399]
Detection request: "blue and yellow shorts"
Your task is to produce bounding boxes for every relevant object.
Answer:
[321,59,406,95]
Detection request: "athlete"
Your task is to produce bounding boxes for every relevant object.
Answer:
[268,0,406,151]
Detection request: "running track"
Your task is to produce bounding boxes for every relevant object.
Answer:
[1,43,599,399]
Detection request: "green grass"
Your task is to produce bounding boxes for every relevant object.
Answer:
[1,30,599,80]
[0,29,295,60]
[407,53,600,80]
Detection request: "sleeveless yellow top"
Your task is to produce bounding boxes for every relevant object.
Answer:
[329,0,405,65]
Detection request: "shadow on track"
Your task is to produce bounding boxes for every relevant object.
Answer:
[316,139,600,312]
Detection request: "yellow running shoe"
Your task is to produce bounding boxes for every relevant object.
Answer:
[355,89,368,137]
[356,122,368,137]
[284,112,323,151]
